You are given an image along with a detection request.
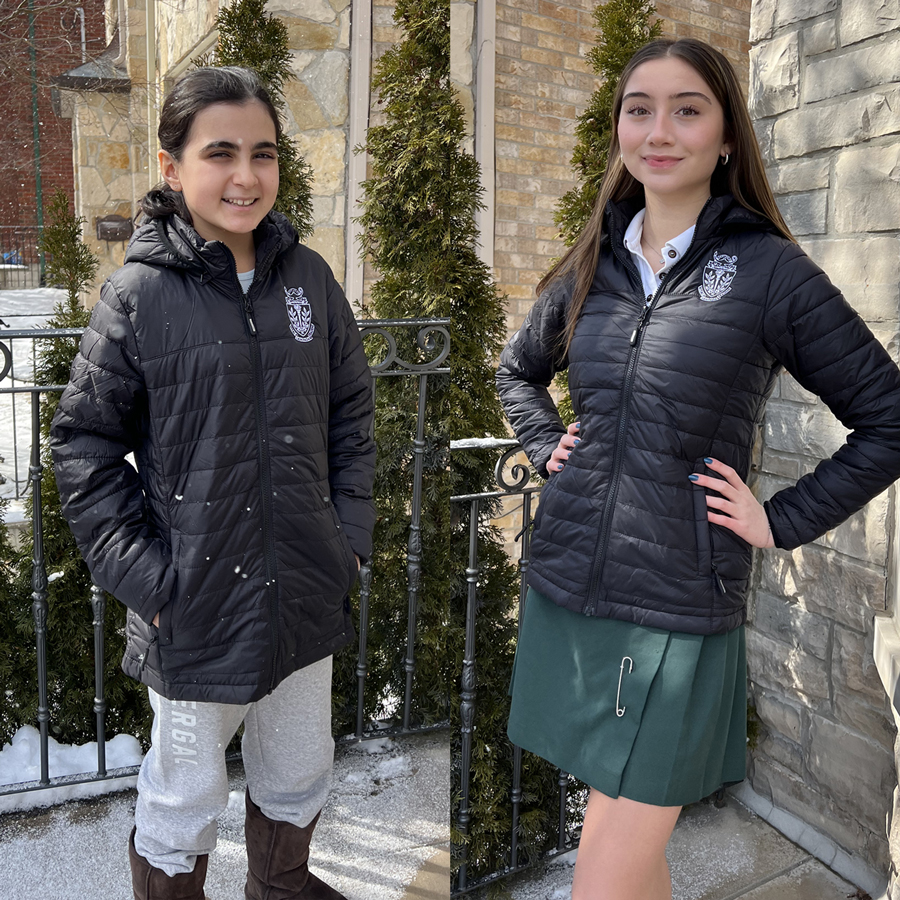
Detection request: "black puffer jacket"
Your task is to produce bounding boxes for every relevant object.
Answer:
[50,212,375,703]
[497,194,900,634]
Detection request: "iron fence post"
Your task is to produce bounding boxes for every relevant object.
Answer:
[355,561,373,740]
[91,582,107,775]
[29,392,50,785]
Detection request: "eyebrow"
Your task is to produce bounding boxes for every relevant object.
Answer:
[200,140,278,152]
[623,91,713,104]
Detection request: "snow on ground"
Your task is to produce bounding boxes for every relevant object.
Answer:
[0,288,65,508]
[0,731,450,900]
[0,726,143,814]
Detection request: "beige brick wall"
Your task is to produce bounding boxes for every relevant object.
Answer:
[495,0,752,339]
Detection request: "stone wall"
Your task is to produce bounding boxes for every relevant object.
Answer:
[747,0,900,881]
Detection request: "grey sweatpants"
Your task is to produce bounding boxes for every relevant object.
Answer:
[133,656,334,876]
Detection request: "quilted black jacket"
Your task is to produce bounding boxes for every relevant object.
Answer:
[50,212,376,703]
[497,194,900,634]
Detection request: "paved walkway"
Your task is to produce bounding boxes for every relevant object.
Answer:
[0,731,449,900]
[478,788,884,900]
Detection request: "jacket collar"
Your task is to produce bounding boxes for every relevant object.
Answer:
[124,211,298,283]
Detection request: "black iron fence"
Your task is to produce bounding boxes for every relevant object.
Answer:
[0,317,449,798]
[0,227,44,290]
[450,439,584,895]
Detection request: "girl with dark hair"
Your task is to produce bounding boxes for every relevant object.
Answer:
[50,66,373,900]
[497,38,900,899]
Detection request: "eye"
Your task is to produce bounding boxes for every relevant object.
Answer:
[676,105,701,117]
[625,104,650,116]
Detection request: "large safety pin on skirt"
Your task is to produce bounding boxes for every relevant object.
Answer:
[616,656,634,717]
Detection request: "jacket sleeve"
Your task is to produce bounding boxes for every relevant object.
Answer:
[495,280,570,478]
[325,270,376,562]
[49,280,177,623]
[761,242,900,550]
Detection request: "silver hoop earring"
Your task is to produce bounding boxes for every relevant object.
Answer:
[720,153,730,165]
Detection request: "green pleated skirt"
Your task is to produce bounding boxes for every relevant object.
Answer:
[508,588,747,808]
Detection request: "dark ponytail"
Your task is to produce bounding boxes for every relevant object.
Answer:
[140,66,282,222]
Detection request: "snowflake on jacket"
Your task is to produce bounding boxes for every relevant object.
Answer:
[497,194,900,635]
[50,212,376,704]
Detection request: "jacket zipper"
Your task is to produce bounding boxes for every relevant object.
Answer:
[233,251,283,691]
[583,198,713,615]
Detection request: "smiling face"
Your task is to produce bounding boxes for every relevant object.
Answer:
[158,100,279,263]
[617,56,731,211]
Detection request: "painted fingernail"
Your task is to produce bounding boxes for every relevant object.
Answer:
[574,439,581,444]
[688,474,700,482]
[575,422,581,429]
[566,451,571,458]
[704,457,713,464]
[557,464,563,471]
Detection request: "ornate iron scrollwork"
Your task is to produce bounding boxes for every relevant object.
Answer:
[358,318,450,373]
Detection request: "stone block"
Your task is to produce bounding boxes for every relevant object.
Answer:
[804,18,837,55]
[759,730,805,774]
[290,50,317,76]
[807,714,894,830]
[758,544,887,632]
[750,0,776,43]
[834,144,900,234]
[284,21,338,50]
[268,0,336,24]
[834,624,891,705]
[766,158,829,194]
[761,447,801,479]
[800,236,900,324]
[293,129,346,195]
[754,591,831,659]
[814,491,890,566]
[328,0,350,11]
[774,89,900,159]
[841,0,900,46]
[749,755,873,857]
[284,81,329,131]
[450,2,475,86]
[305,226,345,285]
[777,376,816,405]
[755,688,805,743]
[763,399,848,458]
[774,0,838,28]
[749,33,799,118]
[337,8,350,49]
[753,119,775,163]
[806,42,900,102]
[834,691,896,753]
[302,51,349,125]
[747,627,830,701]
[775,190,827,235]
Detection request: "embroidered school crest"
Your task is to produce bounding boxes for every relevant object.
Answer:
[285,286,314,342]
[698,252,738,302]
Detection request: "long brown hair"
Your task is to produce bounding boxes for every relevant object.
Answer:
[541,38,795,355]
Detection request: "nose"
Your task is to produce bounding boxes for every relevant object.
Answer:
[233,155,259,187]
[646,113,674,146]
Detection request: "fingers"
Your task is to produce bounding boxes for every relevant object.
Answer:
[549,422,580,474]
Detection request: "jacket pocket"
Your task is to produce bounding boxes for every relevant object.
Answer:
[691,459,712,576]
[329,505,358,592]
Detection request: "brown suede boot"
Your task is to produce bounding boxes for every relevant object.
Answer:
[244,789,346,900]
[128,827,209,900]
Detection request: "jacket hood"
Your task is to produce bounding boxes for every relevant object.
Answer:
[124,211,299,280]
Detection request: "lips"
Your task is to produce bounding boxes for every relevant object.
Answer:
[643,156,682,168]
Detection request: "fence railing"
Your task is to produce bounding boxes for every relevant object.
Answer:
[450,439,584,895]
[0,317,449,799]
[0,227,44,290]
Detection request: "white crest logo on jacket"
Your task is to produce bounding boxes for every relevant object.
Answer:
[698,252,738,302]
[285,286,314,342]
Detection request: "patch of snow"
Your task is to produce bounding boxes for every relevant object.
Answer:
[360,736,394,754]
[374,754,411,781]
[0,725,143,813]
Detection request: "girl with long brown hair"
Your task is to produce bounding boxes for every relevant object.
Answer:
[497,38,900,899]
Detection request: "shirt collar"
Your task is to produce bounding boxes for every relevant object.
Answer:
[622,208,696,269]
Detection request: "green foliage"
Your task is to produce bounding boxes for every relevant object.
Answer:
[41,190,100,305]
[347,0,560,884]
[0,194,150,748]
[200,0,315,239]
[554,0,661,422]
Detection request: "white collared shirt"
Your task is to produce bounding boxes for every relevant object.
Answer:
[623,209,695,302]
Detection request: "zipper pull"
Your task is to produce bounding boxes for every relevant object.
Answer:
[629,300,652,346]
[711,562,726,594]
[244,300,258,335]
